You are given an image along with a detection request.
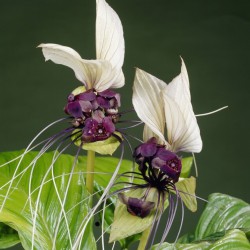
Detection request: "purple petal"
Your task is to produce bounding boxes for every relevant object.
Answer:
[114,93,121,107]
[78,90,96,101]
[91,99,99,110]
[103,117,115,134]
[98,89,117,98]
[79,100,93,113]
[140,142,157,157]
[96,96,110,109]
[156,148,177,161]
[92,110,105,123]
[66,101,83,118]
[160,164,180,183]
[151,157,165,169]
[84,118,98,132]
[127,197,155,218]
[118,193,155,218]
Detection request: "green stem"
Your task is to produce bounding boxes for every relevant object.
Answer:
[86,150,95,195]
[137,227,151,250]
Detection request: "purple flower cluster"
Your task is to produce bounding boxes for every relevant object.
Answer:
[119,137,182,218]
[64,88,121,142]
[134,137,182,184]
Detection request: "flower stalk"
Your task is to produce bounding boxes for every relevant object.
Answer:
[86,150,95,196]
[138,227,151,250]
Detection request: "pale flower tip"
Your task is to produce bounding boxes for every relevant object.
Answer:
[179,56,186,67]
[135,67,143,73]
[37,43,45,48]
[134,67,145,79]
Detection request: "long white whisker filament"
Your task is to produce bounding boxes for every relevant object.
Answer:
[28,128,73,221]
[102,198,107,250]
[31,138,74,250]
[192,153,198,177]
[0,118,66,212]
[51,143,80,250]
[111,241,116,250]
[0,137,52,169]
[24,173,111,218]
[196,106,228,117]
[72,142,124,249]
[174,190,184,244]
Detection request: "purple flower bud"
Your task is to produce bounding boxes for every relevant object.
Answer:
[118,193,155,218]
[67,94,75,102]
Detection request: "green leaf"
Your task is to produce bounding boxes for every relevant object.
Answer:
[109,188,162,243]
[177,232,195,244]
[194,193,250,240]
[180,157,193,178]
[174,177,197,212]
[0,222,20,249]
[152,229,250,249]
[0,150,96,250]
[152,241,210,249]
[92,156,135,194]
[209,229,250,249]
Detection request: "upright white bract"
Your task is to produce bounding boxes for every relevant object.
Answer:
[38,0,124,92]
[132,58,202,153]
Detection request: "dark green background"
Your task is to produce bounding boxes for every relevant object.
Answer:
[1,0,250,249]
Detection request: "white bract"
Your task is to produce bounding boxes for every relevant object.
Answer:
[132,58,202,153]
[38,0,124,92]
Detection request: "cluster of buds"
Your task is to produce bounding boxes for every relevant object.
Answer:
[64,87,121,142]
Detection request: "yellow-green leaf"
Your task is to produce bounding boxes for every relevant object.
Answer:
[109,188,162,242]
[174,176,197,212]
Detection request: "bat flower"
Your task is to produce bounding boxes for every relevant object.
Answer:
[110,59,202,246]
[133,58,202,153]
[38,0,124,155]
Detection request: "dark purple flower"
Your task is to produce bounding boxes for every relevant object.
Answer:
[118,193,155,218]
[63,87,123,144]
[152,148,182,183]
[82,115,115,142]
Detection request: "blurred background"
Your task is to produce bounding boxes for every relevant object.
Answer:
[0,0,250,249]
